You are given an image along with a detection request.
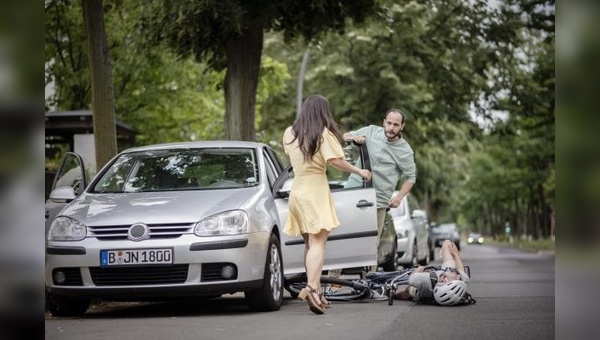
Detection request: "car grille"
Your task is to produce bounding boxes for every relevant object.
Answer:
[89,265,189,286]
[87,223,194,240]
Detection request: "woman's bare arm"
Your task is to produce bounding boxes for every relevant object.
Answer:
[327,157,371,181]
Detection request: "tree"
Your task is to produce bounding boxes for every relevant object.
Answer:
[81,0,117,169]
[147,0,376,141]
[46,0,294,150]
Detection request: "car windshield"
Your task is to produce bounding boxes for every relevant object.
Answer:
[90,148,259,193]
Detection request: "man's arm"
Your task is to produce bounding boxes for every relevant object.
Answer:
[343,132,366,144]
[387,181,414,208]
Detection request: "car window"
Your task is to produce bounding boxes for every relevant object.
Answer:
[326,142,364,190]
[90,148,259,193]
[52,152,87,196]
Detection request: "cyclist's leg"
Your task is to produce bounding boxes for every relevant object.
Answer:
[440,239,457,270]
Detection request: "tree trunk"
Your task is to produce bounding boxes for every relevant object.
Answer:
[82,0,117,169]
[224,21,264,141]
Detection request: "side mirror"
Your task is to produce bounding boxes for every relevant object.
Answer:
[277,178,293,198]
[49,186,77,203]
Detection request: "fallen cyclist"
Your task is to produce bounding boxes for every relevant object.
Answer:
[393,239,475,306]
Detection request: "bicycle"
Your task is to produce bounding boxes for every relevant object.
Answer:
[284,265,473,306]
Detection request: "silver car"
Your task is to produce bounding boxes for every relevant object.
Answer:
[45,141,379,316]
[388,192,431,267]
[431,222,461,250]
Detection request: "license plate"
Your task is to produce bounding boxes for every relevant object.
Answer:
[100,248,173,267]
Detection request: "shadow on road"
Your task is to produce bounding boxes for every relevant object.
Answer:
[47,295,299,319]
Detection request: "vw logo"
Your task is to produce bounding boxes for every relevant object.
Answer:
[128,223,150,241]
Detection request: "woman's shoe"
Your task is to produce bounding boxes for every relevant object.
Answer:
[298,285,325,314]
[320,292,331,309]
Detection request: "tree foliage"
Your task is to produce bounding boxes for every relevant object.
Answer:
[45,0,555,239]
[144,0,377,140]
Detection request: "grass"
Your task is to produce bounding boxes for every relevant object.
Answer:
[486,236,555,253]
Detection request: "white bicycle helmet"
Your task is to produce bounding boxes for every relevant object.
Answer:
[433,280,468,306]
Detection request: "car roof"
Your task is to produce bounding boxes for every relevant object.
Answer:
[121,140,268,153]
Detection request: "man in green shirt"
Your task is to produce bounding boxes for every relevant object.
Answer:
[344,109,417,272]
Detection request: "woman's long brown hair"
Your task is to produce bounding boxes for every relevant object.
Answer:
[288,94,343,162]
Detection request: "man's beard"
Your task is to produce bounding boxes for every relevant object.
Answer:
[385,130,400,140]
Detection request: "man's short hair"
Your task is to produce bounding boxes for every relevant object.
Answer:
[385,109,406,124]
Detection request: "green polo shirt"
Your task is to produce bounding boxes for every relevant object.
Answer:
[345,125,416,208]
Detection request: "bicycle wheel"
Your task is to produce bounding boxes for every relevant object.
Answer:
[285,276,371,302]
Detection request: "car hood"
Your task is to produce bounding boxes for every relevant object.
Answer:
[61,189,258,225]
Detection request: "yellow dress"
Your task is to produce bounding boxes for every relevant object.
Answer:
[282,127,344,236]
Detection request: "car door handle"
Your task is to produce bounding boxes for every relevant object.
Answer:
[45,210,50,219]
[356,200,374,208]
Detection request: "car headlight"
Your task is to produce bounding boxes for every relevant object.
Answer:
[48,217,87,241]
[478,237,484,243]
[467,237,474,243]
[194,210,249,236]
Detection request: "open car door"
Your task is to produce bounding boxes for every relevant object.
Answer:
[275,142,378,275]
[45,152,88,237]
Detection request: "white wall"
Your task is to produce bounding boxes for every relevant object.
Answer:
[74,134,96,174]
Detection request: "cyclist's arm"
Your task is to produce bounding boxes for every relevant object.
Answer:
[408,272,431,290]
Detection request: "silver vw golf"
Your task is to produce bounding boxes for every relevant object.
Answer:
[46,141,379,316]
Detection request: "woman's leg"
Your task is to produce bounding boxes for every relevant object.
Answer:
[302,233,310,274]
[305,229,330,294]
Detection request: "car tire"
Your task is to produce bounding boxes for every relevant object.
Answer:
[382,240,398,271]
[46,291,90,317]
[245,234,284,312]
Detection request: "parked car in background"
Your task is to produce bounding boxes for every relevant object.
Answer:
[45,141,379,316]
[388,192,431,267]
[431,223,461,250]
[467,232,484,244]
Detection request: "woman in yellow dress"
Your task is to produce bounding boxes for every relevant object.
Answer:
[283,94,371,314]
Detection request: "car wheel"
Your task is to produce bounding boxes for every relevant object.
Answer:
[245,234,284,312]
[382,240,398,271]
[46,291,90,317]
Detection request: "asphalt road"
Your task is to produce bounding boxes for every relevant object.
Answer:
[45,243,555,340]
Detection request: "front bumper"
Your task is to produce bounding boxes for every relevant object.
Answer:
[45,233,269,298]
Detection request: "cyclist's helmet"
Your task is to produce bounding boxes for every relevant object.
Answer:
[433,280,468,306]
